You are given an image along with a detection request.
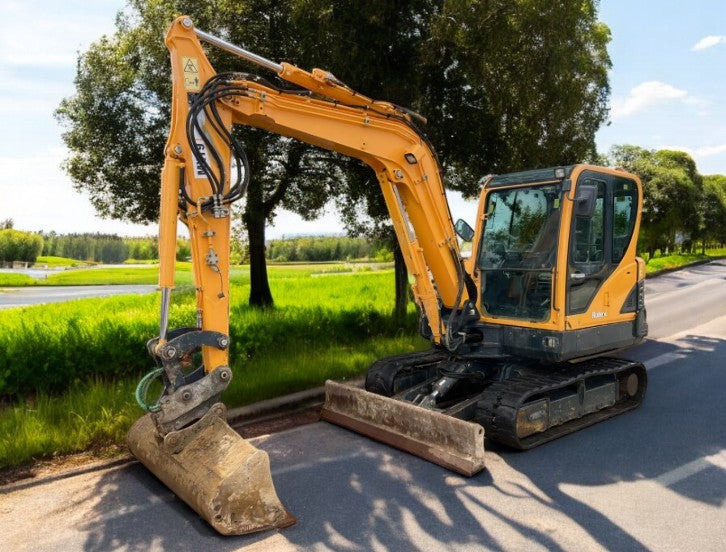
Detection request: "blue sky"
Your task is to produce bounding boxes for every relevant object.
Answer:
[0,0,724,237]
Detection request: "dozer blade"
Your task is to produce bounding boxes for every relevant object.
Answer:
[321,380,486,476]
[127,403,294,535]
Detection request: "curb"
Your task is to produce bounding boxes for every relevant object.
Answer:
[0,456,135,494]
[226,377,364,426]
[0,378,363,493]
[226,385,325,425]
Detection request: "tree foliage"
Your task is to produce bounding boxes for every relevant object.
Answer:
[267,236,380,262]
[56,0,338,307]
[58,0,613,313]
[609,145,726,256]
[422,0,612,193]
[701,175,726,249]
[292,0,612,317]
[0,229,43,264]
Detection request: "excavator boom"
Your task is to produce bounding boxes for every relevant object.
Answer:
[128,16,475,535]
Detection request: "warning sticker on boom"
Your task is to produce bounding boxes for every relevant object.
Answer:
[182,56,201,92]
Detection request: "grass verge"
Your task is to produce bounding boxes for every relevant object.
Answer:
[0,268,426,469]
[0,273,36,286]
[644,247,726,274]
[0,333,425,469]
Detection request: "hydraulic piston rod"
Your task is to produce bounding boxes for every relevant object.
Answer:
[192,24,283,73]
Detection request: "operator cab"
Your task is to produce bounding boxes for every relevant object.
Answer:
[465,165,645,362]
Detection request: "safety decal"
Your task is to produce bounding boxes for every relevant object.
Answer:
[182,56,201,92]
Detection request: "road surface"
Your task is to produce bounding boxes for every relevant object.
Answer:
[0,285,157,309]
[2,261,725,551]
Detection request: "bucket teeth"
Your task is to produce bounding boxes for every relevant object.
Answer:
[127,403,294,535]
[321,380,486,476]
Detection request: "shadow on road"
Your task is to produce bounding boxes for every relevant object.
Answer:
[77,336,725,551]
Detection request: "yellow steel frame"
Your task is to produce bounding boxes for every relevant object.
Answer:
[159,17,465,371]
[158,17,645,374]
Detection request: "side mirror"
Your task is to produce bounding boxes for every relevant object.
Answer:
[575,183,597,218]
[454,218,475,242]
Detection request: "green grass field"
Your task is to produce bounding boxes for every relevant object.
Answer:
[35,256,93,268]
[0,261,388,288]
[0,267,426,468]
[0,273,35,286]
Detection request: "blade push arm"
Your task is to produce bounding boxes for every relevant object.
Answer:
[162,16,468,346]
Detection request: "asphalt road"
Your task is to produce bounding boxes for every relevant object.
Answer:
[0,285,157,309]
[2,261,725,551]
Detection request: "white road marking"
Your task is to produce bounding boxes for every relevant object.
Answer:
[645,351,687,370]
[655,450,726,487]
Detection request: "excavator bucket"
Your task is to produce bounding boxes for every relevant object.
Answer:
[321,380,486,477]
[127,403,294,535]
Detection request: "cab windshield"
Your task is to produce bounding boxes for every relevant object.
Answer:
[477,183,563,320]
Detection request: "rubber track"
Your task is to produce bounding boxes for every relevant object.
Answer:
[475,357,647,450]
[365,348,450,396]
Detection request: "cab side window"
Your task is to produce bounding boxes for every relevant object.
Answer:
[572,179,605,266]
[612,179,637,263]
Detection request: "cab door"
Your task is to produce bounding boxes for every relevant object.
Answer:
[567,170,638,316]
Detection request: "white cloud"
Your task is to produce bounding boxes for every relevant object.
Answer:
[695,143,726,157]
[691,35,726,51]
[611,81,689,120]
[663,143,726,158]
[610,81,709,120]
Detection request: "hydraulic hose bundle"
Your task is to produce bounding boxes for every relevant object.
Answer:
[183,72,252,209]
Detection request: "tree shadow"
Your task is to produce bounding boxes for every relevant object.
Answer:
[75,335,725,551]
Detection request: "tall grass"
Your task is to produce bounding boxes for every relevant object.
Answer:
[0,334,426,468]
[0,273,35,286]
[0,269,425,468]
[0,379,139,467]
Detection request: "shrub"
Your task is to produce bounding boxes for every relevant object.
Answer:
[0,229,43,264]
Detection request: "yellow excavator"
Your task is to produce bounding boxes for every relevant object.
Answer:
[128,17,648,535]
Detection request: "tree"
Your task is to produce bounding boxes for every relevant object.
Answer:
[293,0,612,318]
[56,0,337,307]
[421,0,612,193]
[0,229,43,264]
[1,219,13,230]
[701,175,726,250]
[610,145,701,257]
[58,0,613,316]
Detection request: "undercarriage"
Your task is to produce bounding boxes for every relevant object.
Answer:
[322,348,647,475]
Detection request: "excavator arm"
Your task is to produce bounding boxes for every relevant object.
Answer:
[129,16,474,536]
[158,17,471,352]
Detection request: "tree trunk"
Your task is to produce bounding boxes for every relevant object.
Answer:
[245,178,274,308]
[393,241,408,320]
